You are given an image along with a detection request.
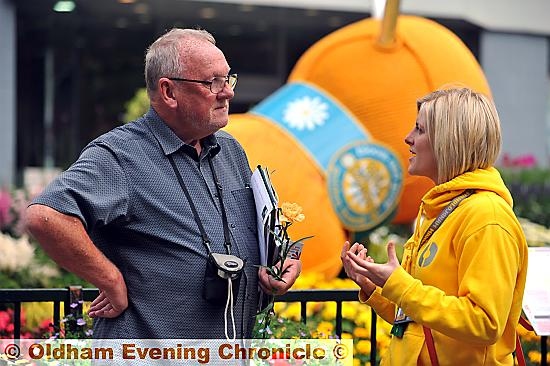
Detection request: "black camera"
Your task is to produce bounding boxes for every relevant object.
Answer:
[203,252,245,303]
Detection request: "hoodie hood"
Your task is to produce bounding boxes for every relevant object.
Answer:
[421,167,513,219]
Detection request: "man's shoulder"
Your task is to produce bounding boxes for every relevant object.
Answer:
[89,118,149,150]
[215,129,237,142]
[214,129,244,152]
[212,130,251,172]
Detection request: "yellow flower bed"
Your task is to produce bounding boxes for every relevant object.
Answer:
[273,272,393,364]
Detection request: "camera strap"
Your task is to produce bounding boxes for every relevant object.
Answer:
[167,153,238,340]
[167,154,232,256]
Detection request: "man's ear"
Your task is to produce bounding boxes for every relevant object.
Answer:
[158,78,178,108]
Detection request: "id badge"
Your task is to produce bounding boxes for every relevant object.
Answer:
[394,307,413,324]
[391,307,413,338]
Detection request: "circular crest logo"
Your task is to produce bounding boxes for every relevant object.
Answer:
[327,141,404,231]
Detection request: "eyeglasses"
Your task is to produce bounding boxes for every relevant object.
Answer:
[167,73,238,94]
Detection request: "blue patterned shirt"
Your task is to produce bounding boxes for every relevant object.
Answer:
[32,108,260,338]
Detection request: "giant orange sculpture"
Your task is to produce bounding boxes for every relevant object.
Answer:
[225,7,490,279]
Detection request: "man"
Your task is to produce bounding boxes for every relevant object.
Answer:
[25,28,301,339]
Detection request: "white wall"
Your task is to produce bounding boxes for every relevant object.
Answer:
[481,32,550,166]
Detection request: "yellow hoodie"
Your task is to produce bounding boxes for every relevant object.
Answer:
[363,167,528,365]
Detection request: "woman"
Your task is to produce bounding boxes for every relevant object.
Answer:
[342,87,528,365]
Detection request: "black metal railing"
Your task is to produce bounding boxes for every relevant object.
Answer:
[1,288,547,366]
[2,288,377,364]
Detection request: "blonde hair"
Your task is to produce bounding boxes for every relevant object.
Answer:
[145,28,215,94]
[417,87,501,183]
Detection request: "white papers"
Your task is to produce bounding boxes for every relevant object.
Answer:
[250,166,279,266]
[522,247,550,335]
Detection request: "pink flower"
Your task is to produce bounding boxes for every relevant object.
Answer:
[0,190,13,229]
[500,153,537,168]
[514,154,537,168]
[0,310,11,331]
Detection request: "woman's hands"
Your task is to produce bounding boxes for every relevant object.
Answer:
[341,241,377,297]
[341,240,401,296]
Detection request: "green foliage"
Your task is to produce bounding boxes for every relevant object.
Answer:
[253,302,312,339]
[350,224,409,263]
[51,313,94,339]
[122,88,149,123]
[500,168,550,227]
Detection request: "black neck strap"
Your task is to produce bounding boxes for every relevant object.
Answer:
[167,154,232,255]
[207,158,233,255]
[419,189,475,247]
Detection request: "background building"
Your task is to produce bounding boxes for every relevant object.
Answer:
[0,0,549,186]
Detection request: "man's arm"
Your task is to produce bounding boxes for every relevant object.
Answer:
[25,204,128,318]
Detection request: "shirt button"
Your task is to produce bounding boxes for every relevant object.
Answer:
[230,223,236,228]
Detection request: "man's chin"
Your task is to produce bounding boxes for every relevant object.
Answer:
[218,120,229,129]
[209,119,228,133]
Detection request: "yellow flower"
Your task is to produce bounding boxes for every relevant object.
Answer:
[342,303,358,319]
[280,202,305,223]
[517,325,539,342]
[353,327,370,339]
[277,302,301,321]
[354,359,370,366]
[355,308,373,328]
[321,302,337,320]
[356,339,372,355]
[528,350,541,364]
[341,332,353,339]
[294,272,325,289]
[316,321,334,335]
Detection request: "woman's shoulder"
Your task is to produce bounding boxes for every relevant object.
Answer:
[457,189,521,232]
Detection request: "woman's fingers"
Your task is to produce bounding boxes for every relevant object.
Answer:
[341,241,351,260]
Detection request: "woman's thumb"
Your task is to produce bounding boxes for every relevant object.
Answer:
[387,241,398,263]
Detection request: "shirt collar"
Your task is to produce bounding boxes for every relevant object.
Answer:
[145,108,221,158]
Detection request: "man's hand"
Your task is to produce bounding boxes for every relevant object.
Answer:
[88,275,128,318]
[258,259,302,296]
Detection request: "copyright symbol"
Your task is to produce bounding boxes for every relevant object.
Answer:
[4,343,21,359]
[333,343,349,359]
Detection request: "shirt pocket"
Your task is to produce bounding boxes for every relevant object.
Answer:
[228,188,259,262]
[230,187,258,234]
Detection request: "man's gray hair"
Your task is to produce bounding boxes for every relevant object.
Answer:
[145,28,215,94]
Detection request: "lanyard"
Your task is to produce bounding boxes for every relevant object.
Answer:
[417,189,474,366]
[419,189,475,248]
[391,188,475,339]
[167,154,233,255]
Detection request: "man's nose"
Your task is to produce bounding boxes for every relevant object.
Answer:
[217,82,235,100]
